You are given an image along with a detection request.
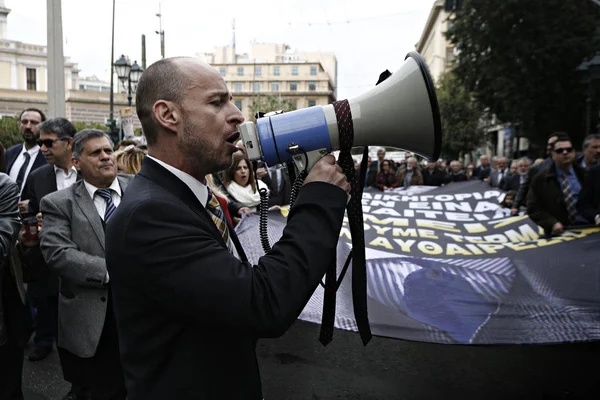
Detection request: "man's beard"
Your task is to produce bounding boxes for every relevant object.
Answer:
[23,130,37,145]
[179,123,233,179]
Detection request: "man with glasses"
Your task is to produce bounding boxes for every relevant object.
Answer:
[18,118,86,398]
[527,135,586,236]
[5,109,48,206]
[511,132,562,215]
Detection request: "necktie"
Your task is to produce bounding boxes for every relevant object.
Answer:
[96,189,117,221]
[15,152,31,189]
[560,174,577,224]
[205,187,230,244]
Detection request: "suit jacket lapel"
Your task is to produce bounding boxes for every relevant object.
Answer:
[73,181,105,250]
[43,165,58,194]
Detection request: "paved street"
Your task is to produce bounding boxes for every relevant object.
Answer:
[23,320,600,400]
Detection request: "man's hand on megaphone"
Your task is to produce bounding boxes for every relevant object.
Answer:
[304,155,351,195]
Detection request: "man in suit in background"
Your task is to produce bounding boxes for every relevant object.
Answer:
[500,158,530,192]
[511,132,562,215]
[473,155,492,181]
[0,173,28,400]
[5,108,48,205]
[489,157,509,188]
[40,130,129,400]
[577,163,600,226]
[105,57,350,400]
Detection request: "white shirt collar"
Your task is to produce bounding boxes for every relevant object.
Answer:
[22,143,40,156]
[83,177,122,200]
[147,155,208,206]
[54,165,78,176]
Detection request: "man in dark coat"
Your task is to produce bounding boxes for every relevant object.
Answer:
[105,57,351,400]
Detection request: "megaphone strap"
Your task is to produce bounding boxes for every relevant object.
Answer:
[318,99,372,347]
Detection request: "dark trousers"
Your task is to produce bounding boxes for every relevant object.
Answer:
[27,280,58,348]
[58,295,126,400]
[0,273,31,400]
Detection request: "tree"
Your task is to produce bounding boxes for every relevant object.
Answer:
[247,95,297,122]
[0,117,22,149]
[437,71,487,160]
[447,0,600,149]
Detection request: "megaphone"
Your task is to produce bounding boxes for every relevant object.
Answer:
[238,51,442,170]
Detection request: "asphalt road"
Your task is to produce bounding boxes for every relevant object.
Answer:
[24,320,600,400]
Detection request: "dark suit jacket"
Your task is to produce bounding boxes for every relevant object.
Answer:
[577,163,600,223]
[105,158,347,400]
[513,158,552,209]
[499,174,522,192]
[5,144,47,182]
[19,165,70,286]
[526,162,586,234]
[473,165,491,180]
[423,169,446,186]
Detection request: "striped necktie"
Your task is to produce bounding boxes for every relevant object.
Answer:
[560,174,577,224]
[96,189,117,221]
[205,187,230,244]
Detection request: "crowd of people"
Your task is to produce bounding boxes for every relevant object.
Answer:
[364,134,600,236]
[0,56,599,400]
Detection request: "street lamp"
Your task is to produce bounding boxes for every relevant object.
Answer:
[114,55,144,106]
[577,52,600,134]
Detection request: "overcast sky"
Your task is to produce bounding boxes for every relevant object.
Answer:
[6,0,432,99]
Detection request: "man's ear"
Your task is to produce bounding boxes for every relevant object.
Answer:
[72,157,80,171]
[153,100,180,133]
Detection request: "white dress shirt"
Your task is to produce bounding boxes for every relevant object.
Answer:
[147,156,239,259]
[55,165,78,190]
[83,178,122,221]
[9,144,41,196]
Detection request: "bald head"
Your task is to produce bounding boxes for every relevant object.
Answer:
[136,57,218,146]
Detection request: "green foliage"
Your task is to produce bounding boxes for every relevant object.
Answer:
[437,72,486,160]
[0,117,22,149]
[73,121,109,132]
[447,0,600,148]
[247,95,297,122]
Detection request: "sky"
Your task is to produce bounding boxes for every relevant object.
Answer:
[5,0,433,99]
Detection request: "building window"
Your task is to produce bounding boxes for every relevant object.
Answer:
[289,99,297,109]
[291,66,298,76]
[446,47,456,67]
[272,82,279,92]
[289,81,297,92]
[219,67,227,76]
[308,81,316,91]
[26,68,37,91]
[255,66,262,77]
[234,82,243,92]
[308,99,316,107]
[235,100,242,111]
[273,66,280,76]
[310,66,317,76]
[237,67,244,76]
[79,84,85,90]
[253,82,261,92]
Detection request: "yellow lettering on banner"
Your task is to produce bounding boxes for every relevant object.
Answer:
[464,223,487,234]
[445,233,465,242]
[392,228,418,238]
[492,215,529,229]
[340,227,352,240]
[373,226,392,235]
[446,243,472,256]
[393,239,416,252]
[364,215,409,227]
[417,241,444,255]
[465,244,485,255]
[505,224,539,242]
[370,236,393,250]
[418,229,439,239]
[478,244,505,254]
[504,242,537,251]
[416,219,461,233]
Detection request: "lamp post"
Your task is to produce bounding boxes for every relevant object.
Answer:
[114,55,144,107]
[577,52,600,135]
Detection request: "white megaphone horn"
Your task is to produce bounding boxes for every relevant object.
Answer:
[238,51,442,171]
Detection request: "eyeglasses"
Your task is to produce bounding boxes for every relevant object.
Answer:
[36,138,67,148]
[554,147,573,154]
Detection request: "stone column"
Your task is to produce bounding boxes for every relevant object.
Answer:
[47,0,66,117]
